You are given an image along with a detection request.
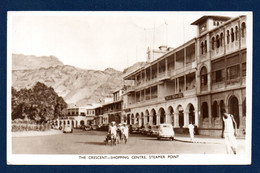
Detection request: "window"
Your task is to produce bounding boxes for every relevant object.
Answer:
[242,63,246,76]
[201,42,204,55]
[204,40,207,53]
[227,65,240,80]
[200,67,208,86]
[213,69,225,83]
[212,37,215,50]
[216,35,220,48]
[231,28,234,42]
[202,102,209,119]
[227,30,230,44]
[220,33,224,47]
[241,22,246,38]
[235,26,238,40]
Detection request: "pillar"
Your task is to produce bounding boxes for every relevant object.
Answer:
[195,110,199,126]
[184,111,189,127]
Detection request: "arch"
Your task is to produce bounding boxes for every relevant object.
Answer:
[231,28,234,42]
[204,40,207,53]
[127,114,131,124]
[227,30,230,44]
[212,101,218,118]
[141,112,144,127]
[75,120,78,128]
[235,26,238,40]
[167,106,174,126]
[228,96,240,128]
[72,120,74,127]
[151,109,157,125]
[200,66,208,91]
[177,105,184,127]
[201,102,209,119]
[186,103,195,124]
[220,32,224,47]
[145,109,150,124]
[136,113,140,125]
[67,120,70,124]
[201,42,204,55]
[241,22,246,38]
[159,107,166,124]
[131,113,135,125]
[212,37,215,50]
[216,35,220,48]
[80,120,85,126]
[219,100,225,116]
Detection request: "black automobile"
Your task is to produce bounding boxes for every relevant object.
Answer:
[129,124,139,134]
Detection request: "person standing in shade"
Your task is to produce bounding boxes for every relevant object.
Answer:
[188,123,195,142]
[223,112,238,154]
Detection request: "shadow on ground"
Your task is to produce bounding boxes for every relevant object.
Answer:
[76,141,106,145]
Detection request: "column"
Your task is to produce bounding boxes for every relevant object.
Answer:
[184,47,186,67]
[195,110,199,126]
[184,75,187,91]
[239,103,243,128]
[165,58,168,75]
[206,33,210,59]
[184,111,189,127]
[208,100,212,128]
[175,113,179,127]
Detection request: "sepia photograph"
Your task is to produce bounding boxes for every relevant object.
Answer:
[7,11,252,165]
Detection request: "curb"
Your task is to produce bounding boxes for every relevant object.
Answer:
[174,138,222,144]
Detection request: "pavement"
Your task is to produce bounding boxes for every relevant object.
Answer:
[12,129,246,145]
[174,134,245,144]
[12,129,63,137]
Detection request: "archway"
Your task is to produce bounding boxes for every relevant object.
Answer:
[168,106,174,126]
[131,114,134,125]
[136,113,140,126]
[201,102,209,119]
[200,66,208,91]
[229,96,240,128]
[145,110,150,125]
[188,104,195,124]
[212,101,218,118]
[80,120,85,126]
[159,107,166,124]
[151,109,157,125]
[127,114,131,124]
[177,105,184,127]
[141,112,144,127]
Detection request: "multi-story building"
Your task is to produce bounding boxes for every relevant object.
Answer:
[95,89,125,125]
[57,106,97,128]
[122,15,247,136]
[192,15,247,136]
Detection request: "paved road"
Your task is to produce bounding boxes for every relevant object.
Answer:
[12,129,245,155]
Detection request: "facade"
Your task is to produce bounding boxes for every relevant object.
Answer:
[192,15,247,136]
[57,106,97,128]
[122,15,247,136]
[95,89,125,125]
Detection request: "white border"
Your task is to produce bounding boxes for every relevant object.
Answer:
[7,11,252,165]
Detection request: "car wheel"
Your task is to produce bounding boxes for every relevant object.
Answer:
[157,137,160,140]
[171,137,174,141]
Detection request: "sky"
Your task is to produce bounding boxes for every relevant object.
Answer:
[10,12,241,71]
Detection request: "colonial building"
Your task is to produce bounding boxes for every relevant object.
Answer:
[122,15,247,136]
[95,89,125,125]
[57,105,97,128]
[192,15,247,136]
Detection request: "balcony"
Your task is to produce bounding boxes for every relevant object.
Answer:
[157,72,170,81]
[241,37,246,49]
[211,46,224,59]
[212,81,225,91]
[183,88,196,97]
[226,40,239,54]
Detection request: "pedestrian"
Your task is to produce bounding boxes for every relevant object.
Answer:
[223,112,238,154]
[122,123,129,143]
[188,123,195,142]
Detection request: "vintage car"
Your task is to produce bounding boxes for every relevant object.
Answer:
[129,124,139,134]
[63,124,73,133]
[157,124,175,140]
[151,125,159,136]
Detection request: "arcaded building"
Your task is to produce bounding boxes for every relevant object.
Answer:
[192,15,247,136]
[123,15,247,136]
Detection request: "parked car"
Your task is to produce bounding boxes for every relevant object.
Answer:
[91,124,98,130]
[151,125,159,136]
[157,123,175,140]
[129,124,139,134]
[63,124,73,133]
[84,125,92,131]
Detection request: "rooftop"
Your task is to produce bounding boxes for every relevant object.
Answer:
[191,15,231,25]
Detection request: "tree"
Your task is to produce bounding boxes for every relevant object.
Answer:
[11,82,67,123]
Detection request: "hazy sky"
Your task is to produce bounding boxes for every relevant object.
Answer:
[10,12,241,71]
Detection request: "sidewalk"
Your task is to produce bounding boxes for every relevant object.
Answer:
[174,134,245,144]
[12,129,63,137]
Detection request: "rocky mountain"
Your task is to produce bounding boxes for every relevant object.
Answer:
[12,54,64,70]
[12,54,123,106]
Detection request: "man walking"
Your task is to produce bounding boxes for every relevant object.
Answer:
[188,123,195,142]
[223,112,238,154]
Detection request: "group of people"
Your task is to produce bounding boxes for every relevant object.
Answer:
[106,121,129,144]
[187,111,238,155]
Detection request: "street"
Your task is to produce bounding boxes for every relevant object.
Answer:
[12,129,245,155]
